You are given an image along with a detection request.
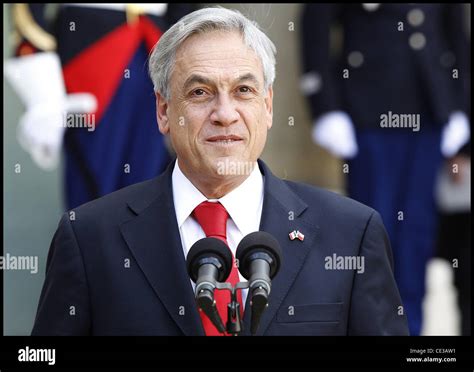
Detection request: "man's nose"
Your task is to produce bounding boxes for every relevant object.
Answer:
[209,94,240,127]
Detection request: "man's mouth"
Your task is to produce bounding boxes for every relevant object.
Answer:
[205,135,243,145]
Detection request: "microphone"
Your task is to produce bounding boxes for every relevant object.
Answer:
[236,231,282,335]
[186,237,233,334]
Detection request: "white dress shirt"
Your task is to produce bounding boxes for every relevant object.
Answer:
[172,159,265,309]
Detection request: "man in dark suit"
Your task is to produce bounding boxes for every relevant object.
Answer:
[32,7,409,336]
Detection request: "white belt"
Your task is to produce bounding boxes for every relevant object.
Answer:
[65,3,168,17]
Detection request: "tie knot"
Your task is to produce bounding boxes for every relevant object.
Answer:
[192,201,229,243]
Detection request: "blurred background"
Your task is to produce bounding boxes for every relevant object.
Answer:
[3,3,470,335]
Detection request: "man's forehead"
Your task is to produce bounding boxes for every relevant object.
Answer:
[173,31,264,83]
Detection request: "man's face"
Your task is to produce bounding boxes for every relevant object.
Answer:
[156,30,273,182]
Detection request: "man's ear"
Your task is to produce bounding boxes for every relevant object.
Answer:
[264,85,273,130]
[156,92,170,135]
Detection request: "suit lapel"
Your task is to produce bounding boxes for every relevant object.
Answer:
[119,161,204,336]
[241,160,315,336]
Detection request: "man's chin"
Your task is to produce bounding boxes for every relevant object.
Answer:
[211,156,256,178]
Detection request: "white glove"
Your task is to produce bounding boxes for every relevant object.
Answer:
[312,111,358,158]
[440,111,470,158]
[4,52,97,170]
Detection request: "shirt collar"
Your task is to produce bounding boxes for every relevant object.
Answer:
[171,159,264,234]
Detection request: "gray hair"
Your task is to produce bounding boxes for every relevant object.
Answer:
[148,6,276,99]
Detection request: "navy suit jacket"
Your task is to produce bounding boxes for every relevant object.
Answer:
[31,160,409,335]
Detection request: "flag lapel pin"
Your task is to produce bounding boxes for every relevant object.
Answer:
[289,230,304,241]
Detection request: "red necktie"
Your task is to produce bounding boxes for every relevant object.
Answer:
[192,201,243,336]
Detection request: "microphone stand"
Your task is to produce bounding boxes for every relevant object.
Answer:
[214,282,249,336]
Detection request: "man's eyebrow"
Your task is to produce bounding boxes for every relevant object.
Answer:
[182,73,261,91]
[183,74,213,91]
[235,73,260,88]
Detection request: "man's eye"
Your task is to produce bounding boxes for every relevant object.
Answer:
[238,86,251,93]
[192,89,206,96]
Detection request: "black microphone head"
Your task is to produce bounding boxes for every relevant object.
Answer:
[236,231,282,280]
[186,237,233,283]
